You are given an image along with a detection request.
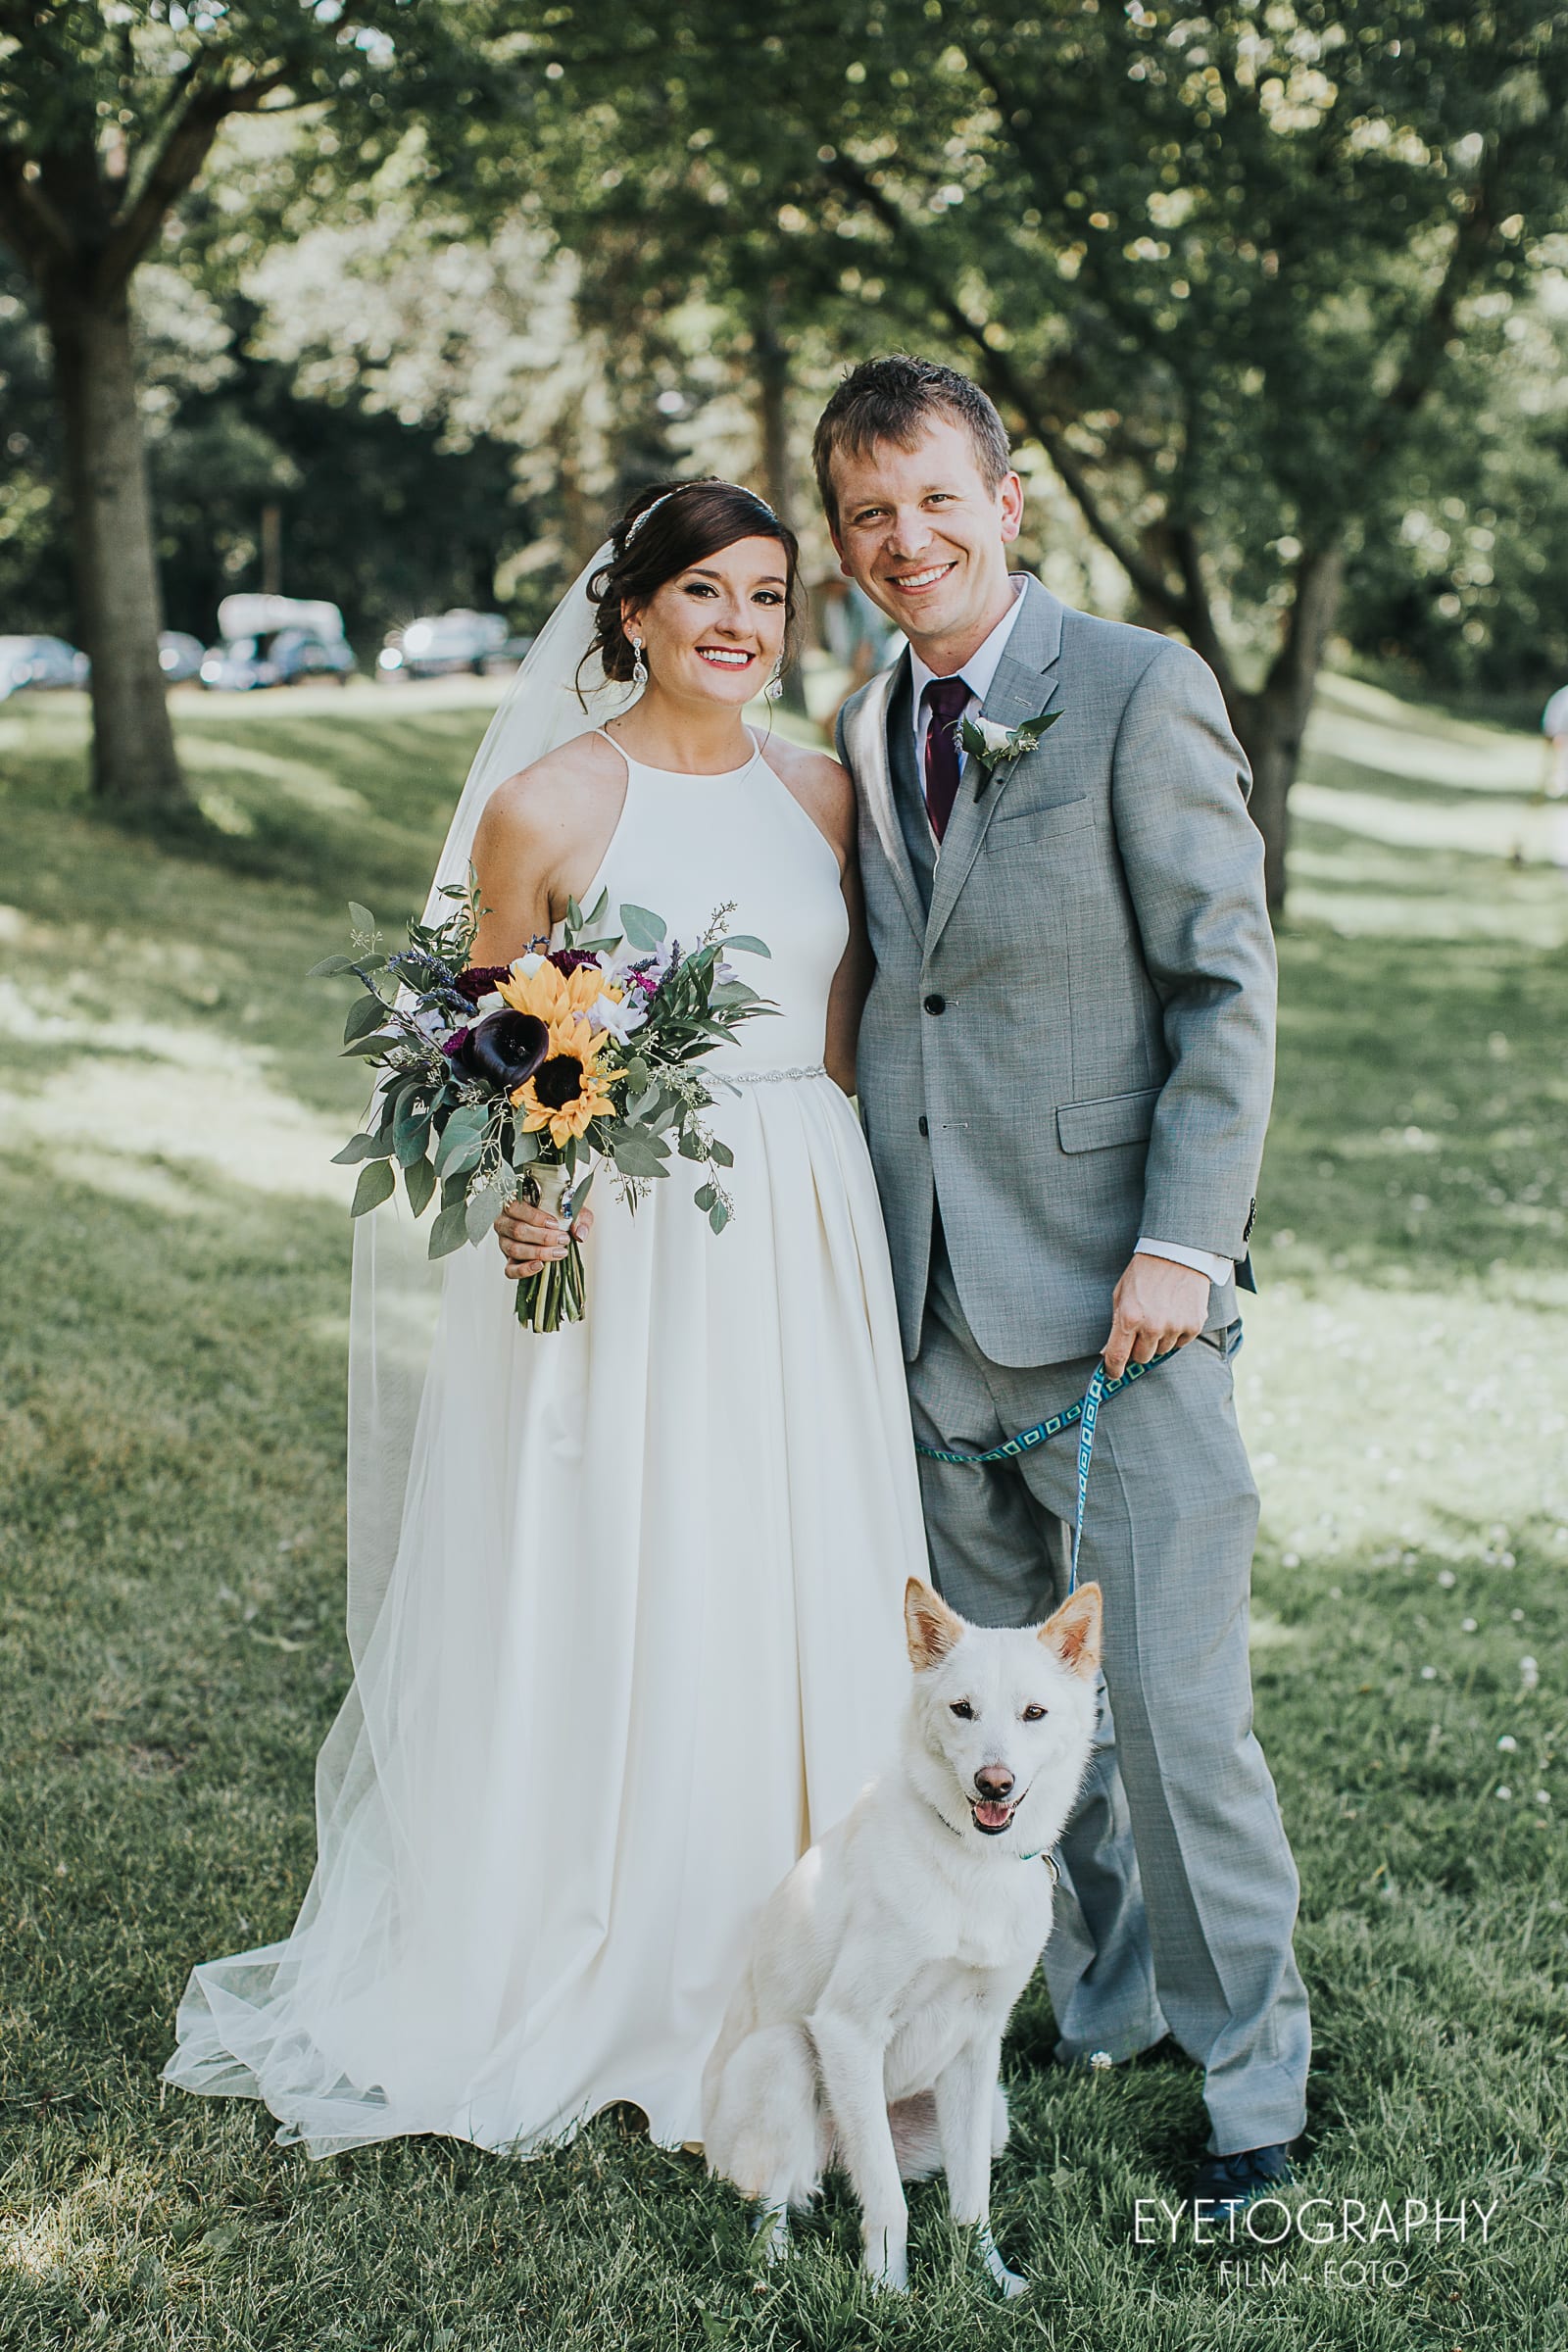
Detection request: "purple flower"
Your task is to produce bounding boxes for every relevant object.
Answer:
[459,1008,550,1093]
[455,964,512,1004]
[549,948,604,977]
[440,1025,471,1058]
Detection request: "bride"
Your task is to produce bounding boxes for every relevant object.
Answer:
[163,478,927,2157]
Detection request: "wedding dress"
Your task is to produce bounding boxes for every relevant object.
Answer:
[163,713,926,2157]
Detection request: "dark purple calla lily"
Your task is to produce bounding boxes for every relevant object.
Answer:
[459,1008,550,1092]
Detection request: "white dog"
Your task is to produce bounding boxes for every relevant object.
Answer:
[702,1574,1102,2297]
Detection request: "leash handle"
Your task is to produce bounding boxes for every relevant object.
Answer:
[1069,1361,1109,1594]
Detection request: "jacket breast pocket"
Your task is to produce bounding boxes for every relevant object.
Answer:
[1054,1086,1160,1154]
[986,793,1093,847]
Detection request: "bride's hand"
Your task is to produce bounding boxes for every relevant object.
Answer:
[493,1198,595,1279]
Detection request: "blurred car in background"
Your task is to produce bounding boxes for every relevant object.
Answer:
[377,609,511,680]
[159,631,206,683]
[0,634,90,699]
[200,595,355,691]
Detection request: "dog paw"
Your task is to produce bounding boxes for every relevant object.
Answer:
[753,2202,791,2265]
[863,2230,909,2294]
[976,2224,1029,2298]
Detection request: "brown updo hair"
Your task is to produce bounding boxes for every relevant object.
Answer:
[584,477,800,690]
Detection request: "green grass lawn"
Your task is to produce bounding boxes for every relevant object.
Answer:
[2,676,1566,2350]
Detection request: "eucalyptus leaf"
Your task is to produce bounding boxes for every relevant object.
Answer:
[340,1032,399,1059]
[434,1107,488,1176]
[403,1156,436,1217]
[611,1126,670,1179]
[720,934,770,957]
[309,953,356,978]
[708,1200,729,1234]
[693,1182,715,1212]
[465,1183,505,1246]
[330,1131,382,1166]
[343,992,389,1047]
[350,1160,396,1218]
[709,1139,734,1168]
[394,1110,432,1169]
[349,901,375,935]
[428,1200,470,1260]
[618,903,666,952]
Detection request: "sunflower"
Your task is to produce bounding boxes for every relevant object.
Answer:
[513,1026,621,1146]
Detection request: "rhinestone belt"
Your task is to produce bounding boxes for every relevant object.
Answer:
[714,1063,827,1086]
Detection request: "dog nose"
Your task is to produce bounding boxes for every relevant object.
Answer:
[974,1764,1014,1800]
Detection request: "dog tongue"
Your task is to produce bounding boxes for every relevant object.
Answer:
[974,1800,1012,1830]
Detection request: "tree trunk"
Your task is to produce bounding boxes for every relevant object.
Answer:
[753,307,809,718]
[42,270,186,819]
[1232,545,1344,915]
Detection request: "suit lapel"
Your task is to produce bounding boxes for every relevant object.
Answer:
[843,653,925,946]
[925,580,1065,954]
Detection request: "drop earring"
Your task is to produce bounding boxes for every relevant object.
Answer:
[629,637,648,689]
[764,659,784,703]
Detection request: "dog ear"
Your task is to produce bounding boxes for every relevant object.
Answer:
[905,1577,965,1671]
[1039,1582,1102,1680]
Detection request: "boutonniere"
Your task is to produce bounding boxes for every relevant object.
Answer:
[956,706,1062,796]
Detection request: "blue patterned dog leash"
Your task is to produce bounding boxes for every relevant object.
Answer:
[915,1348,1181,1593]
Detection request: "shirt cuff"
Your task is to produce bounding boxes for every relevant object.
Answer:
[1135,1237,1233,1287]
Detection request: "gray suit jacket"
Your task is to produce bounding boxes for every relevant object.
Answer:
[838,577,1276,1368]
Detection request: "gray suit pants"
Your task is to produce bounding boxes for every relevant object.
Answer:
[907,1229,1310,2154]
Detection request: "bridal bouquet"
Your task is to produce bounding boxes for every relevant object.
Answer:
[315,877,774,1331]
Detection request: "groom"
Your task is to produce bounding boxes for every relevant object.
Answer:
[815,355,1309,2211]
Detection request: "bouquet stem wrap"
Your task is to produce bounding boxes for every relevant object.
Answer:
[514,1163,585,1334]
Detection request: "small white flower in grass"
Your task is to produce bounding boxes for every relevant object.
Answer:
[1462,1618,1478,1634]
[1521,1656,1541,1692]
[1511,1609,1525,1623]
[1089,2050,1113,2072]
[1536,1792,1551,1807]
[1282,1552,1300,1568]
[1420,1667,1437,1680]
[1497,1736,1518,1753]
[1496,1787,1513,1800]
[1438,1569,1456,1589]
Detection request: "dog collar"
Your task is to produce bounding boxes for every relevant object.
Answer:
[923,1793,1060,1882]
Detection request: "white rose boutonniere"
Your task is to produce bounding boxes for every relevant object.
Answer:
[956,705,1062,796]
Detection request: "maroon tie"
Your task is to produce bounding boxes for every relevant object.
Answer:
[922,675,970,843]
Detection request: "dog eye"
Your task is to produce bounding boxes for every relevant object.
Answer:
[1022,1704,1048,1722]
[949,1700,975,1720]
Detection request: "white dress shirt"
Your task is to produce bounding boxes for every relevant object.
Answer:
[907,575,1233,1292]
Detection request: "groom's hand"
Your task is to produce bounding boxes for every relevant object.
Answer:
[1102,1253,1210,1380]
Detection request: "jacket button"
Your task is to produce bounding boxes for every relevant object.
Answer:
[923,993,946,1015]
[918,1115,929,1137]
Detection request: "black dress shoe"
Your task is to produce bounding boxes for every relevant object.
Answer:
[1189,2143,1294,2218]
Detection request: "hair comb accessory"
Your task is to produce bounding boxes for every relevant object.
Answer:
[623,482,780,544]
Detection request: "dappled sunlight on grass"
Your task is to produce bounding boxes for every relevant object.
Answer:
[1,676,1564,2349]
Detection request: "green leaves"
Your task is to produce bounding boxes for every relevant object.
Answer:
[465,1182,506,1247]
[435,1106,489,1179]
[618,903,666,952]
[428,1200,470,1260]
[331,1130,391,1166]
[721,934,770,957]
[350,1160,395,1218]
[343,992,389,1047]
[610,1125,670,1179]
[403,1156,436,1217]
[348,902,375,938]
